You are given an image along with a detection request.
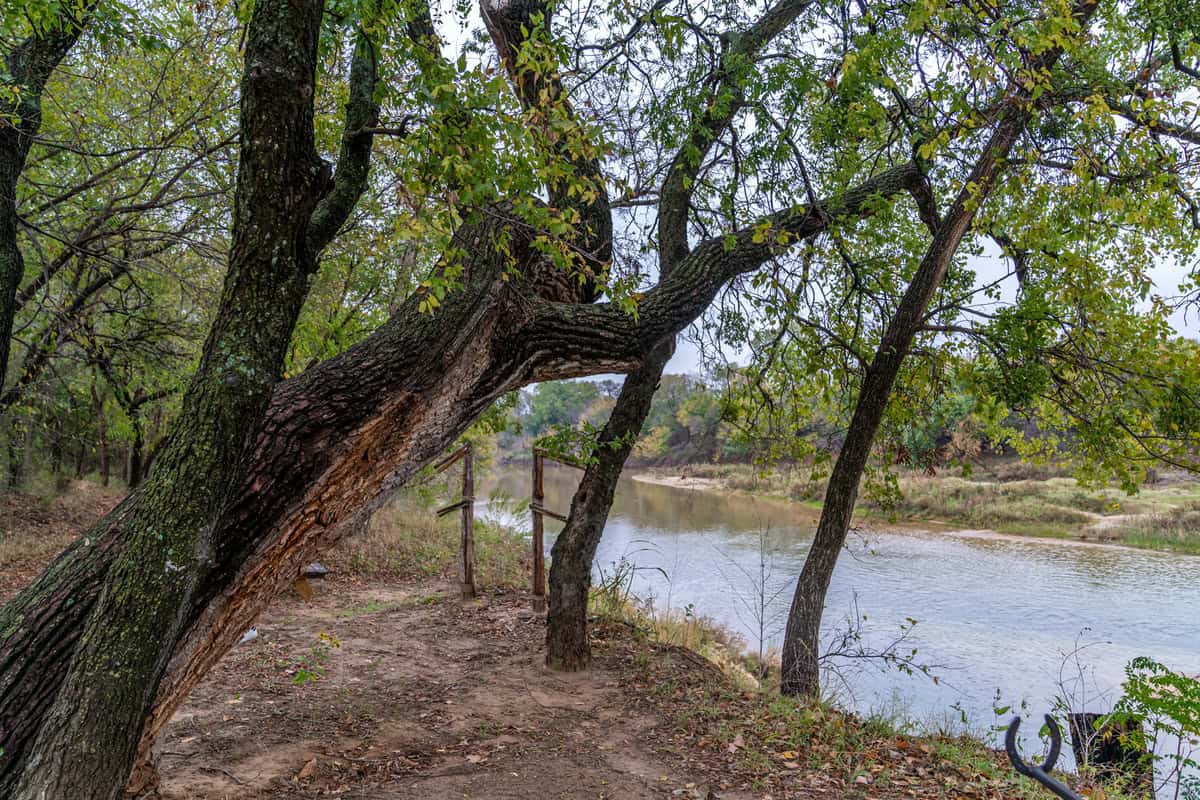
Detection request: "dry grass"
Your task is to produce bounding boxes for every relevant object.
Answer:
[1101,504,1200,555]
[860,476,1099,535]
[329,496,531,589]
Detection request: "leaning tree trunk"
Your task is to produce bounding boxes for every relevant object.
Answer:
[546,342,673,670]
[778,0,1098,697]
[0,152,924,793]
[4,0,334,794]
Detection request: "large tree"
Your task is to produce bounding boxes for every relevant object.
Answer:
[0,0,1197,796]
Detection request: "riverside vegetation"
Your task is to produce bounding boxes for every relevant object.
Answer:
[509,374,1200,554]
[641,461,1200,555]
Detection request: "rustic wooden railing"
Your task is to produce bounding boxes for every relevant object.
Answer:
[434,443,475,599]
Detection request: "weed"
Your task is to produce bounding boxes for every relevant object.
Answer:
[331,495,529,587]
[290,632,340,686]
[1105,504,1200,555]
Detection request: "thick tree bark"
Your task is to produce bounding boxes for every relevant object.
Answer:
[6,0,334,794]
[0,170,922,798]
[0,8,93,391]
[778,0,1100,698]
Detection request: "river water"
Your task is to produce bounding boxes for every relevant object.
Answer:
[481,467,1199,756]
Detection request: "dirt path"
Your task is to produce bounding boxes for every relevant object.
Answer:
[151,575,1054,800]
[155,580,731,800]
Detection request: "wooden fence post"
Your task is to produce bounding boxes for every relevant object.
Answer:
[460,443,476,599]
[531,450,546,612]
[434,444,475,599]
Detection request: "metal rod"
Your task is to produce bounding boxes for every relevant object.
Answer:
[1005,715,1080,800]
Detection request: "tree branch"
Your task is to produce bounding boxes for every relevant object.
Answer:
[657,0,818,269]
[306,11,384,254]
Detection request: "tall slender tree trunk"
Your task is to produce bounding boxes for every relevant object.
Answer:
[541,0,831,670]
[74,440,86,479]
[5,419,23,491]
[778,0,1098,698]
[128,420,144,488]
[95,393,110,487]
[0,8,93,394]
[48,418,64,477]
[546,342,672,669]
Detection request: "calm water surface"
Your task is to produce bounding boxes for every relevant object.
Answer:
[481,467,1200,749]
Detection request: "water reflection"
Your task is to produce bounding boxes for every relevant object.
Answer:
[482,466,1200,753]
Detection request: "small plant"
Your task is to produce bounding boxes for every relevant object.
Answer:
[818,593,942,704]
[291,632,341,686]
[713,526,790,683]
[1112,657,1200,800]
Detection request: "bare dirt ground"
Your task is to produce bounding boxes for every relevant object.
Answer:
[153,579,734,800]
[0,480,123,600]
[150,576,1041,800]
[3,484,1052,800]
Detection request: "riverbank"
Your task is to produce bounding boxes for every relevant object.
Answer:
[634,464,1200,555]
[1,482,1091,799]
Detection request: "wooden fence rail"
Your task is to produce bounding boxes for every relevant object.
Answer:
[435,443,475,599]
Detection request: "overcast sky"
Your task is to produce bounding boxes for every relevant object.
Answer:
[659,245,1200,377]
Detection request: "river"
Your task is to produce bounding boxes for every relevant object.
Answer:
[480,466,1200,760]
